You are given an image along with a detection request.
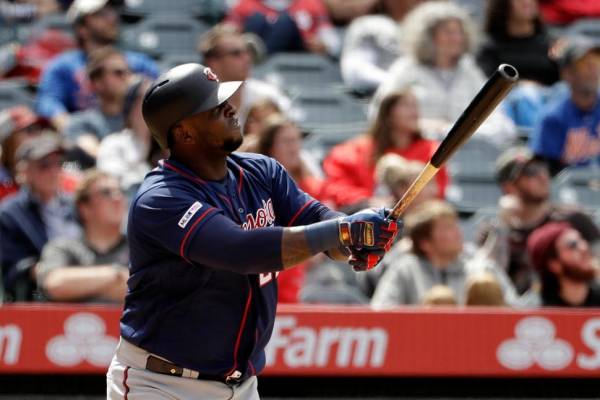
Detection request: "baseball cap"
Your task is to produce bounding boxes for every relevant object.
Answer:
[67,0,110,23]
[142,63,243,149]
[554,35,600,69]
[15,134,65,163]
[527,222,571,271]
[495,146,536,183]
[0,106,46,142]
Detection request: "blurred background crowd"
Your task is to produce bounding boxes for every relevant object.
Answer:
[0,0,599,310]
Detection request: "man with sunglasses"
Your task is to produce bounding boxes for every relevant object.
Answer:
[0,134,81,301]
[106,63,399,399]
[476,146,600,299]
[36,0,158,131]
[199,24,292,126]
[64,46,132,166]
[528,222,600,307]
[36,170,129,303]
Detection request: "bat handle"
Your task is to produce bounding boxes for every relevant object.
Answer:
[388,162,440,221]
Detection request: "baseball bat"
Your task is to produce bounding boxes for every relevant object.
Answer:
[388,64,519,220]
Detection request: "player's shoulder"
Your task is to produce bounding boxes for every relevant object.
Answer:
[132,167,204,209]
[229,152,279,173]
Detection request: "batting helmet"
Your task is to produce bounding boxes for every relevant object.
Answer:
[142,63,243,149]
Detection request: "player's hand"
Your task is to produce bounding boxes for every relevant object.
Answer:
[348,247,386,272]
[338,207,400,250]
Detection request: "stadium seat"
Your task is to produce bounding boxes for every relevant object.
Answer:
[158,53,202,73]
[447,136,502,182]
[566,18,600,39]
[303,122,367,165]
[0,25,17,46]
[293,89,366,128]
[0,81,35,110]
[446,180,503,215]
[18,13,73,42]
[452,0,486,24]
[552,166,600,212]
[252,53,343,95]
[121,15,210,59]
[121,0,226,23]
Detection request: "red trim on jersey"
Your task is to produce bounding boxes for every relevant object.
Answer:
[237,167,244,194]
[162,160,206,185]
[179,208,215,263]
[123,366,130,399]
[226,283,253,377]
[287,199,315,226]
[218,194,233,208]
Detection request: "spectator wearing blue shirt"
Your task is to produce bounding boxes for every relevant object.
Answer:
[530,35,600,175]
[35,0,158,131]
[0,134,80,301]
[64,46,131,163]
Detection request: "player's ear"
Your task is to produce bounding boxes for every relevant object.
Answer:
[172,123,195,145]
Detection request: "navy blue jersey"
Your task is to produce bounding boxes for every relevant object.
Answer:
[121,152,336,379]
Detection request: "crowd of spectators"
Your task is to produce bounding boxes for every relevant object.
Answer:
[0,0,599,308]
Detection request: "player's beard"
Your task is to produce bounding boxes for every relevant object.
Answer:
[222,136,243,153]
[560,259,596,282]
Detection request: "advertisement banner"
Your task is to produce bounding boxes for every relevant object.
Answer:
[0,304,599,376]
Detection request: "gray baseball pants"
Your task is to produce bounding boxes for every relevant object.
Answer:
[106,338,260,400]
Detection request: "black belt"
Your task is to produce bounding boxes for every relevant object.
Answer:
[145,355,243,385]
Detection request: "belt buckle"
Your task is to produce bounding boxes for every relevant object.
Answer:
[225,370,242,385]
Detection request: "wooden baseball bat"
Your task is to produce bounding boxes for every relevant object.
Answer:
[388,64,519,220]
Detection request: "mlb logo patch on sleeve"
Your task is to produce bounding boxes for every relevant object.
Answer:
[178,201,203,228]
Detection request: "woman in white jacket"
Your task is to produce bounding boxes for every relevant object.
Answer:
[370,1,516,147]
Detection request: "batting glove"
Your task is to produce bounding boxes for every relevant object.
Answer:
[338,207,400,251]
[349,247,386,272]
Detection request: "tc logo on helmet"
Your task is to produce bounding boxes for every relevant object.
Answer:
[203,67,219,82]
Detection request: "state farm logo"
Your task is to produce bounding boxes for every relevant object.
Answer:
[0,324,22,365]
[266,316,387,368]
[45,313,118,367]
[497,317,574,371]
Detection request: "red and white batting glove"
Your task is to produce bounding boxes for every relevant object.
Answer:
[343,208,401,271]
[338,207,399,250]
[349,247,385,272]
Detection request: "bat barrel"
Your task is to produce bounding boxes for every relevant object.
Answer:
[498,64,519,80]
[430,64,519,168]
[389,64,519,221]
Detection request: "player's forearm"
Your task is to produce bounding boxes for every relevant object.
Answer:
[280,227,315,268]
[281,219,349,268]
[188,218,344,273]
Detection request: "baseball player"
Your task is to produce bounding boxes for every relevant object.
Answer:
[106,63,399,399]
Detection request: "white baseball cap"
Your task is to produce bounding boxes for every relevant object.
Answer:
[67,0,110,23]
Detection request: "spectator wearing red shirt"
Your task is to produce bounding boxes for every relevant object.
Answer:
[323,88,449,212]
[226,0,340,55]
[539,0,600,26]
